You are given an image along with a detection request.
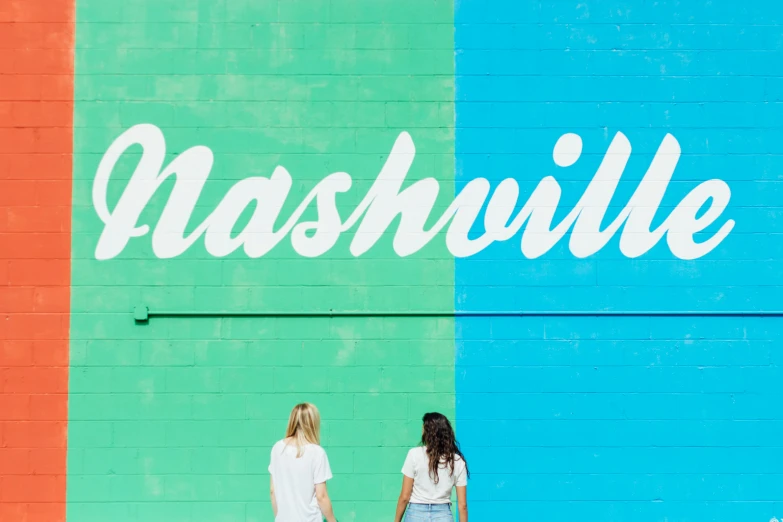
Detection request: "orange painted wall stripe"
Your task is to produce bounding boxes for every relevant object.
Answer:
[0,1,73,521]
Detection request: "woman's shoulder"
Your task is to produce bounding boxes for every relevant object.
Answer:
[300,441,328,456]
[272,439,325,449]
[270,440,327,458]
[406,446,426,458]
[453,453,467,469]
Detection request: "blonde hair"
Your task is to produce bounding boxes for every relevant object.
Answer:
[285,403,321,457]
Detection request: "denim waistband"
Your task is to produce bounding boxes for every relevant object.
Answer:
[407,503,452,511]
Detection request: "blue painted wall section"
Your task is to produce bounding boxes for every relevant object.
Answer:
[454,1,783,520]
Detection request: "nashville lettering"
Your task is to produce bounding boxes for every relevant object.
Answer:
[92,124,735,261]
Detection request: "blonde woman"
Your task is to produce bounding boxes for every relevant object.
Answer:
[268,403,338,522]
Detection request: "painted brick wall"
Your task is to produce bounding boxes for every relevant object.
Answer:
[0,1,72,521]
[2,1,782,521]
[69,1,454,522]
[455,1,783,521]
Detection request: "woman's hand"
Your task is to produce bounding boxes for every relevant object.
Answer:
[393,476,414,522]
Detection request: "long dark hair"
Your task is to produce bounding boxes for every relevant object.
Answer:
[421,412,470,484]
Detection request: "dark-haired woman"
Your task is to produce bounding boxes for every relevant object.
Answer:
[393,412,469,522]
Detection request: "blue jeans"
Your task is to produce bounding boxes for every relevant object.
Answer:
[404,503,453,522]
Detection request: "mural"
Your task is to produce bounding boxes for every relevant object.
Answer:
[1,0,782,521]
[454,2,783,521]
[69,2,455,522]
[94,125,733,261]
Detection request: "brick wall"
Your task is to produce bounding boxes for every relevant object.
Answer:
[2,1,782,521]
[455,1,783,520]
[0,1,73,521]
[68,1,454,521]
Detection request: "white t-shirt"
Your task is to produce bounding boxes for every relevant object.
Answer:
[268,439,333,522]
[401,446,467,504]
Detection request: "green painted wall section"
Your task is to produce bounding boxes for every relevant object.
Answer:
[69,1,455,520]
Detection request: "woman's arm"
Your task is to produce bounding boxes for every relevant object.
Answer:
[270,476,278,518]
[315,482,338,522]
[393,476,414,522]
[456,485,468,522]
